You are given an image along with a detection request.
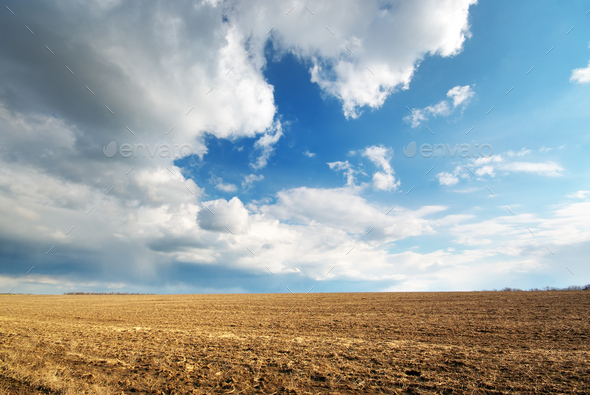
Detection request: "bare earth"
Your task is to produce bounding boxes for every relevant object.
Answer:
[0,292,588,394]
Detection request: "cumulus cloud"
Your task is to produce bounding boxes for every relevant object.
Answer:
[242,174,265,189]
[256,187,439,240]
[188,0,478,118]
[363,145,394,174]
[327,145,400,191]
[303,150,316,158]
[210,176,238,192]
[251,121,283,169]
[446,85,476,107]
[570,60,590,84]
[372,172,398,191]
[362,145,400,191]
[405,85,475,127]
[437,172,460,186]
[435,165,465,186]
[475,165,495,177]
[301,0,477,118]
[197,197,250,234]
[327,160,362,188]
[0,0,479,176]
[5,0,536,293]
[2,149,589,293]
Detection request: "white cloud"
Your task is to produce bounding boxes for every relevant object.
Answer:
[197,197,250,235]
[327,161,352,171]
[470,154,504,167]
[507,147,531,157]
[539,146,552,153]
[236,0,477,118]
[464,154,564,181]
[447,85,476,107]
[372,172,398,191]
[405,85,475,127]
[405,101,451,128]
[452,187,478,193]
[363,145,393,174]
[2,138,589,292]
[15,1,590,293]
[327,160,363,188]
[242,174,265,189]
[434,151,564,189]
[500,161,564,177]
[437,172,460,186]
[475,165,495,177]
[436,165,465,186]
[362,145,400,191]
[210,176,238,192]
[450,202,590,250]
[518,148,532,156]
[567,191,590,199]
[251,121,283,169]
[303,150,316,158]
[0,3,285,171]
[570,60,590,84]
[0,0,480,218]
[256,187,440,240]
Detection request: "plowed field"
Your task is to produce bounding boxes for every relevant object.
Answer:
[1,292,589,394]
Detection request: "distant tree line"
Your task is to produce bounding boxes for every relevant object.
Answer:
[56,285,590,294]
[484,285,590,292]
[63,292,155,295]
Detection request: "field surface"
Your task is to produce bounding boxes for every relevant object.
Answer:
[0,292,589,394]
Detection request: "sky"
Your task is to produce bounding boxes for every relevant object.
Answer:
[1,0,589,294]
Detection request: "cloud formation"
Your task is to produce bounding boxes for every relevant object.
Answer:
[251,121,283,169]
[362,145,400,191]
[327,160,363,188]
[405,85,475,127]
[201,0,477,117]
[328,145,399,191]
[434,152,564,187]
[210,176,238,192]
[437,172,460,186]
[14,1,581,295]
[242,174,265,189]
[570,60,590,84]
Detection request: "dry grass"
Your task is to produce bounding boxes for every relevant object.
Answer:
[1,292,589,394]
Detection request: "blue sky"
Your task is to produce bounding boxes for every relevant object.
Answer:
[1,0,589,294]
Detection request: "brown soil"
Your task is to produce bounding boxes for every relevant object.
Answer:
[1,292,588,394]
